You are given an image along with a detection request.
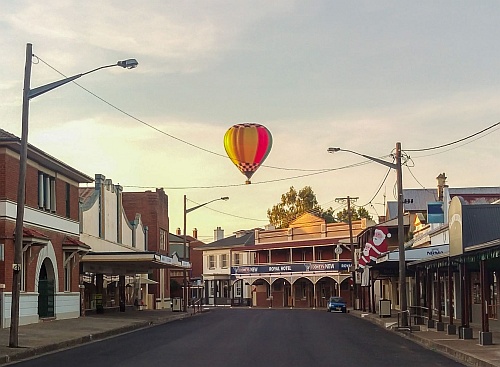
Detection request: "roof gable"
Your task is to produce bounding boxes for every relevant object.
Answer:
[289,212,324,228]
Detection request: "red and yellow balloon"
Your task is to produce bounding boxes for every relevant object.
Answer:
[224,123,273,184]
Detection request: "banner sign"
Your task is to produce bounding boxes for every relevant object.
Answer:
[231,261,351,275]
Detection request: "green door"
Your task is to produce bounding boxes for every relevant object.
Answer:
[38,279,55,318]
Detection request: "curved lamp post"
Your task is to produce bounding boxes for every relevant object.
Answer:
[11,43,138,347]
[327,143,407,327]
[182,196,229,311]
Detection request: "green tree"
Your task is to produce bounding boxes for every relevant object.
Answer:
[336,206,373,223]
[267,186,336,228]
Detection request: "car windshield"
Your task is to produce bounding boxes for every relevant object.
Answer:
[330,297,344,303]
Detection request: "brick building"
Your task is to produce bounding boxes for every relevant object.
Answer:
[0,129,92,326]
[122,188,171,308]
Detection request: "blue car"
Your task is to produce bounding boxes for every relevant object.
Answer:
[327,296,347,313]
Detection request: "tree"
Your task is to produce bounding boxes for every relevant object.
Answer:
[336,206,372,223]
[267,186,336,229]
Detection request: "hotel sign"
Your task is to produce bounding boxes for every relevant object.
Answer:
[231,261,351,275]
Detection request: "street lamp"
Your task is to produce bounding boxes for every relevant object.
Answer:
[182,196,229,312]
[327,143,407,326]
[11,43,137,347]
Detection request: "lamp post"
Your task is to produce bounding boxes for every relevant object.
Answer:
[11,43,137,347]
[327,142,407,326]
[182,196,229,312]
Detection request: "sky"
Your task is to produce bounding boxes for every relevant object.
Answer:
[2,1,500,243]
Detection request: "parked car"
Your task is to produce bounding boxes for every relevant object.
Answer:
[327,296,347,313]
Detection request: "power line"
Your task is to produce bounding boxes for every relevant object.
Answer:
[121,159,380,190]
[410,126,500,158]
[34,55,353,173]
[405,121,500,152]
[186,199,267,222]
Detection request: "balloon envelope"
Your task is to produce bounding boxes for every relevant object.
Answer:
[224,123,272,184]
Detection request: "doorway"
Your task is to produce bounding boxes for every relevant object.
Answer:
[38,260,55,318]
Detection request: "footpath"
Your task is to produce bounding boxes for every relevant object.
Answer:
[349,309,500,367]
[0,308,196,365]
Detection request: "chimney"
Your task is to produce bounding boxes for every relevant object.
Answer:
[192,228,198,239]
[436,173,447,201]
[214,227,224,241]
[176,227,181,236]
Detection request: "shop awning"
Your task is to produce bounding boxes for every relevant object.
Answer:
[81,251,190,275]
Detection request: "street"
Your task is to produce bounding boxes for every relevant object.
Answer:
[13,309,465,367]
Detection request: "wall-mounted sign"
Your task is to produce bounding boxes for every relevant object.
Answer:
[428,201,444,223]
[231,261,351,275]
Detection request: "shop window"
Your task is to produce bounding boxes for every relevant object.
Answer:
[236,285,241,297]
[472,272,481,304]
[64,254,71,292]
[21,251,27,292]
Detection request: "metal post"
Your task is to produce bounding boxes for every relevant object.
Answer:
[448,259,453,325]
[183,195,187,312]
[10,43,33,348]
[335,196,358,309]
[396,142,408,326]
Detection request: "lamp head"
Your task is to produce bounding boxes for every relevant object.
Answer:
[327,147,341,153]
[221,197,229,201]
[117,59,139,69]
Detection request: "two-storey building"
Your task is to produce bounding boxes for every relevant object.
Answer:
[0,129,93,326]
[198,214,374,308]
[233,214,374,308]
[80,176,188,312]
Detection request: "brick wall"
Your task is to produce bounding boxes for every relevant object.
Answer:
[122,189,171,303]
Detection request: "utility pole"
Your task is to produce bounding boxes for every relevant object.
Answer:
[10,42,32,348]
[335,196,359,310]
[396,142,407,326]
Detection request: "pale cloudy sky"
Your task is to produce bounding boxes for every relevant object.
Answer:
[1,1,500,242]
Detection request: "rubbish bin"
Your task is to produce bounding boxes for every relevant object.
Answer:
[379,299,391,317]
[172,297,182,312]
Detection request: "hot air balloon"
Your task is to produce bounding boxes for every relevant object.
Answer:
[224,123,273,184]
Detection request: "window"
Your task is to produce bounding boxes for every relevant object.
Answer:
[38,172,56,212]
[159,229,167,251]
[236,284,241,297]
[65,183,71,218]
[301,251,306,261]
[208,255,215,269]
[21,251,27,292]
[221,254,228,268]
[234,253,241,265]
[64,253,71,291]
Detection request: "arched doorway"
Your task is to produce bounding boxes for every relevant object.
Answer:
[293,277,314,308]
[316,277,336,308]
[271,278,292,308]
[38,258,55,318]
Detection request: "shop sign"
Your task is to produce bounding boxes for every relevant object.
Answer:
[231,261,351,275]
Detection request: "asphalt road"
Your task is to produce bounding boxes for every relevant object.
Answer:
[12,309,465,367]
